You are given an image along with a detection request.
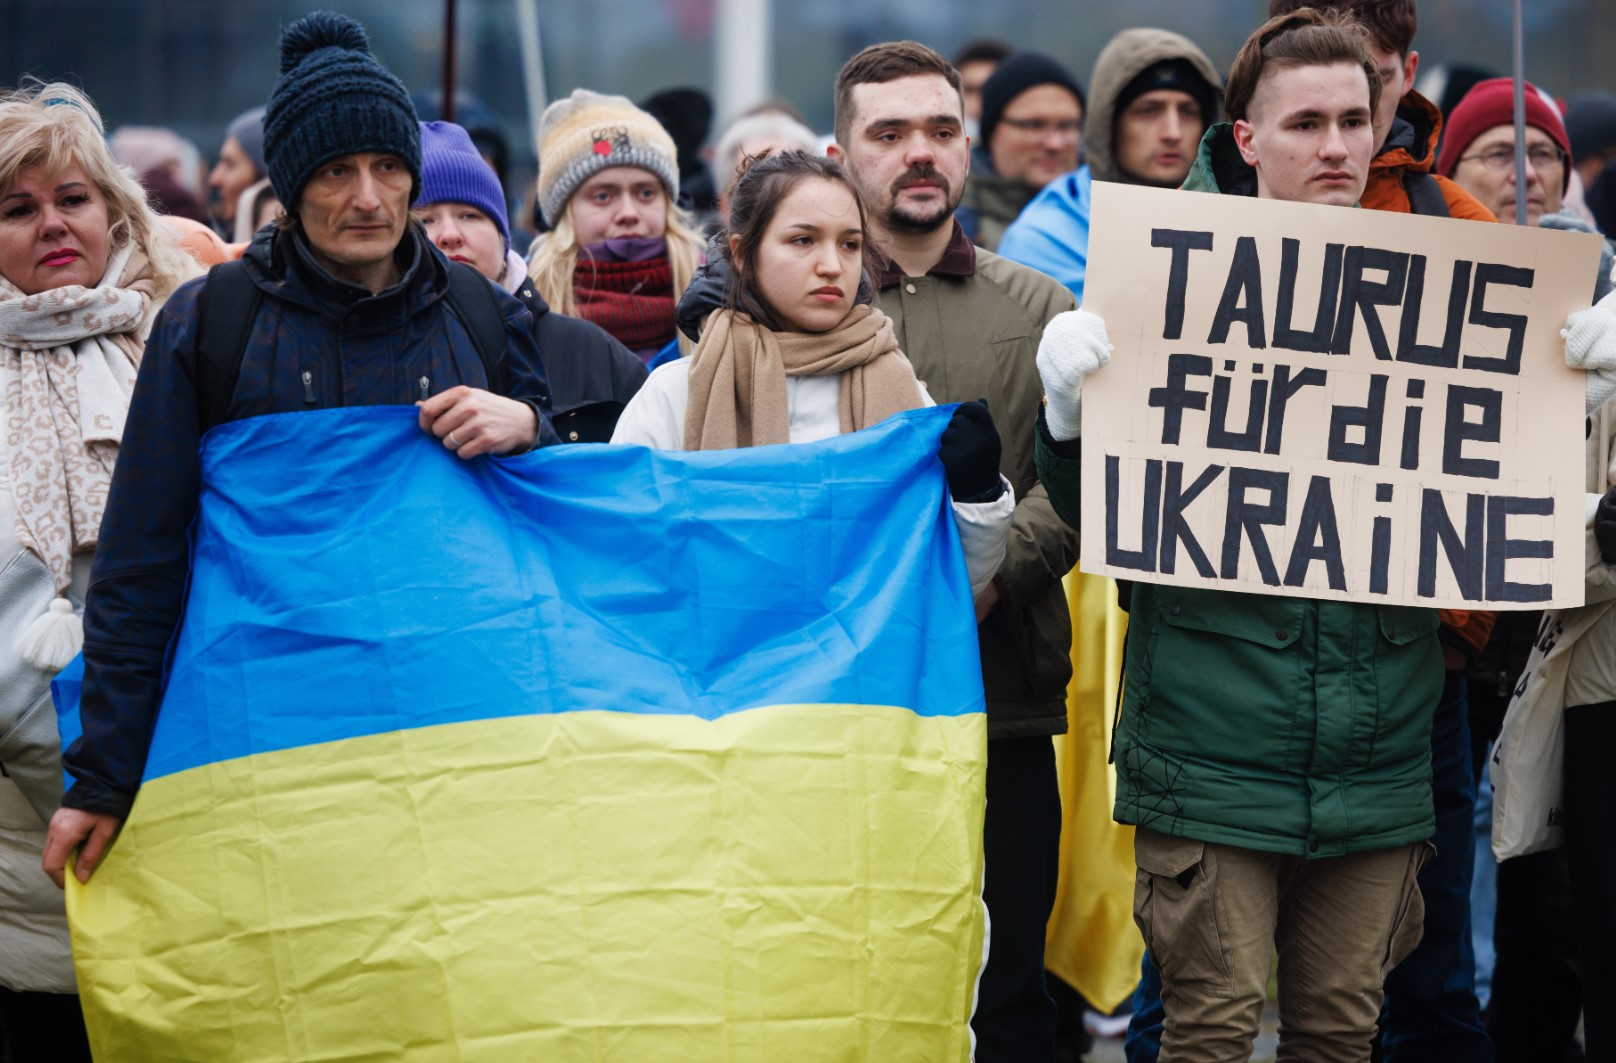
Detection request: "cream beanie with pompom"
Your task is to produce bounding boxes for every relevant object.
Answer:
[536,90,680,228]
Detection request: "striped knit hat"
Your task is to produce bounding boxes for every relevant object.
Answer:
[536,90,679,227]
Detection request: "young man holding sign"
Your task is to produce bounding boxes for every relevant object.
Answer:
[1037,12,1453,1061]
[1262,4,1496,1060]
[1036,8,1616,1061]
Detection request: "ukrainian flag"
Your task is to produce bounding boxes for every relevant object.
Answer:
[66,406,988,1062]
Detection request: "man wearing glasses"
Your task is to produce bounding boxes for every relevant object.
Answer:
[1439,77,1575,228]
[1440,76,1614,306]
[959,52,1085,251]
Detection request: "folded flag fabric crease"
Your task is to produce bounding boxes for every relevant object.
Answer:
[64,405,989,1063]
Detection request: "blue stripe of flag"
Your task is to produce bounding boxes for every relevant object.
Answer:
[142,405,984,782]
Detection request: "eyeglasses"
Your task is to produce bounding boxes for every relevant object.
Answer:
[1457,144,1567,174]
[999,117,1082,139]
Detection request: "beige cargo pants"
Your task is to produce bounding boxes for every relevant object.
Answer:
[1133,827,1430,1063]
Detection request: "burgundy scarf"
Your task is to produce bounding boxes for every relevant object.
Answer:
[573,257,676,352]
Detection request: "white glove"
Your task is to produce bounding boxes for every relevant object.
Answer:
[1563,288,1616,412]
[1037,308,1112,442]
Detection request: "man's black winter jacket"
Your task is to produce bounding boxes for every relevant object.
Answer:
[62,225,556,817]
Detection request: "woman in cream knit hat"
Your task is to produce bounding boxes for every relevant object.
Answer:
[529,89,704,362]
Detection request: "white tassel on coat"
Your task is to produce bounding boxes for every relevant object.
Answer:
[15,597,82,672]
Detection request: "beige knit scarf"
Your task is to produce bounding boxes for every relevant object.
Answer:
[684,304,922,450]
[0,241,155,593]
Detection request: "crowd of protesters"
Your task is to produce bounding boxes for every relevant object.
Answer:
[2,1,1616,1061]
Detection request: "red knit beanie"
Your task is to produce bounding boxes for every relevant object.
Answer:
[1436,77,1572,193]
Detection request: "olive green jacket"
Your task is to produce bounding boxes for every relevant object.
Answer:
[1034,130,1443,854]
[877,239,1079,738]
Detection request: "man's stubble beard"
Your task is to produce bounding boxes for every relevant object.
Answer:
[853,164,963,237]
[881,193,959,235]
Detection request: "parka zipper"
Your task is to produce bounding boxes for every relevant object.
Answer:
[301,370,316,405]
[419,375,430,402]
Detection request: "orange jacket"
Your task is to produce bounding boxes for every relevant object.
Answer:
[1438,609,1498,663]
[1362,91,1496,224]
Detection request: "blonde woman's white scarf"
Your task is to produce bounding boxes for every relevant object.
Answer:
[0,241,155,668]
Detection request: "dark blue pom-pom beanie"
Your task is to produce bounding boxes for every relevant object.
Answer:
[263,11,421,208]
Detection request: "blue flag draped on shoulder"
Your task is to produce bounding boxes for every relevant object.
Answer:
[66,406,988,1062]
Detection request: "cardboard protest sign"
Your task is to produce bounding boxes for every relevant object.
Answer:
[1078,182,1600,609]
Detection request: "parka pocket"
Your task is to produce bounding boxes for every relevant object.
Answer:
[1137,588,1306,759]
[1367,606,1444,764]
[1133,828,1234,997]
[1375,605,1441,646]
[1158,586,1304,649]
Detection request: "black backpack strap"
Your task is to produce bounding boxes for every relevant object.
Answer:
[193,259,262,431]
[1403,171,1451,219]
[443,261,508,393]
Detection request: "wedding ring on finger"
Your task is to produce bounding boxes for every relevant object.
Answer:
[447,431,462,449]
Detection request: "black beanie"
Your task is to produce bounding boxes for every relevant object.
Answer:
[640,87,715,176]
[979,52,1086,148]
[264,12,422,209]
[1115,58,1220,126]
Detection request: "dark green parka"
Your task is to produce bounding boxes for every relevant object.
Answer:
[1035,125,1442,857]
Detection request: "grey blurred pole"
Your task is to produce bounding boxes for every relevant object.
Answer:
[516,0,548,145]
[441,0,458,123]
[715,0,771,125]
[1512,0,1527,225]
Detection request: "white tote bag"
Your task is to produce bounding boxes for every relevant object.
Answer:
[1491,600,1614,860]
[1490,611,1570,860]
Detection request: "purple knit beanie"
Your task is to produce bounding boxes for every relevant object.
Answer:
[416,120,510,248]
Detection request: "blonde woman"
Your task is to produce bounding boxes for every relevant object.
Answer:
[0,80,198,1063]
[528,90,703,362]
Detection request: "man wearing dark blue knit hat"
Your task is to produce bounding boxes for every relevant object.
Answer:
[45,11,558,884]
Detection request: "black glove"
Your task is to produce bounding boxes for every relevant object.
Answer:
[1597,484,1616,565]
[939,399,1004,502]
